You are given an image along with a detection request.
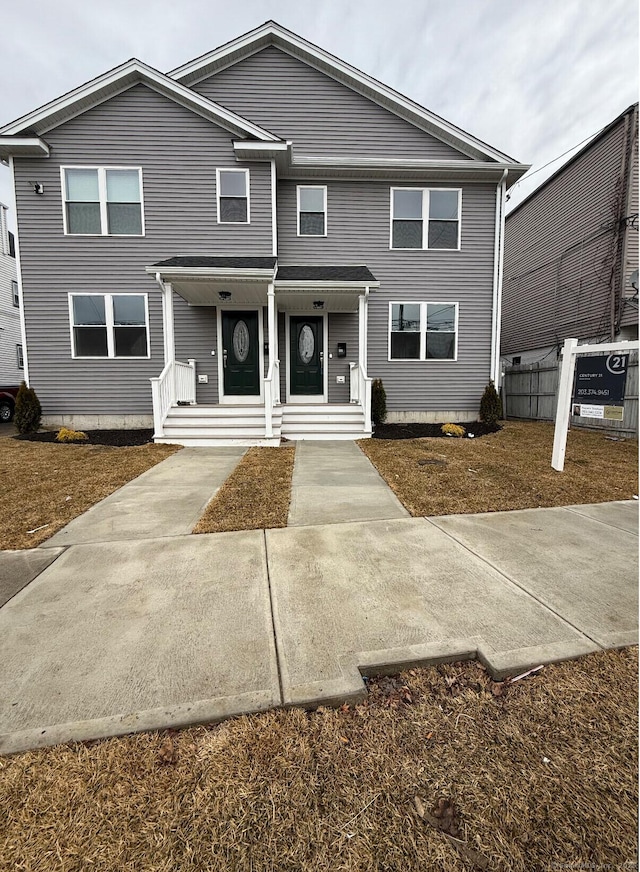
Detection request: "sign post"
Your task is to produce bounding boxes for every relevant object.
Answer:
[551,338,639,471]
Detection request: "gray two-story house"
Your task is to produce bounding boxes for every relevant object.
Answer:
[0,21,527,444]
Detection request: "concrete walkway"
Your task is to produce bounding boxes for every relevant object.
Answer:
[0,436,637,754]
[43,447,245,546]
[287,440,409,526]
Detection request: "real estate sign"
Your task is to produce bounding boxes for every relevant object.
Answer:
[572,353,628,420]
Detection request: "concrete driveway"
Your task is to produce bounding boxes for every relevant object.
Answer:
[0,499,636,755]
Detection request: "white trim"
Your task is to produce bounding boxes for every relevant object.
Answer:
[61,166,145,236]
[68,292,150,359]
[296,184,327,237]
[285,311,328,403]
[145,265,276,280]
[271,159,278,256]
[275,280,379,290]
[168,22,516,163]
[216,168,250,224]
[0,137,50,160]
[9,157,30,386]
[216,306,265,404]
[387,301,459,362]
[0,59,279,142]
[390,187,461,251]
[490,171,508,386]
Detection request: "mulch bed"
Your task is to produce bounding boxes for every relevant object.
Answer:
[193,445,296,534]
[17,428,155,447]
[374,421,501,439]
[0,648,636,871]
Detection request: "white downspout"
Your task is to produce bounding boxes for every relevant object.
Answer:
[490,169,508,387]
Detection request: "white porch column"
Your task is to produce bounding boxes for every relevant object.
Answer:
[267,283,276,372]
[358,289,368,372]
[160,278,175,368]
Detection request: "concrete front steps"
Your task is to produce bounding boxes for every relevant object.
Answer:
[154,403,370,445]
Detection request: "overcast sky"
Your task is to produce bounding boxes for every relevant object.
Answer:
[1,0,638,228]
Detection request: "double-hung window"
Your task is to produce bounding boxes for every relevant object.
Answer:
[63,167,144,235]
[297,185,327,236]
[391,188,461,250]
[217,169,250,223]
[389,302,458,360]
[16,344,24,370]
[11,280,19,307]
[70,294,149,358]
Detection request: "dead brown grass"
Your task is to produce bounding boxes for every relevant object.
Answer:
[359,420,638,517]
[0,648,636,871]
[194,445,296,533]
[0,439,179,549]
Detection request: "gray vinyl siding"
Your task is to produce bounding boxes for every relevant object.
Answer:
[502,108,638,356]
[192,46,471,161]
[13,83,273,415]
[278,179,497,412]
[328,313,358,403]
[0,250,21,383]
[174,298,218,404]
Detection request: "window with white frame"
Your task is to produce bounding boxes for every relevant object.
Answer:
[297,185,327,236]
[11,280,19,307]
[217,169,249,223]
[389,302,458,360]
[70,294,149,358]
[391,188,461,250]
[63,167,143,235]
[16,344,24,370]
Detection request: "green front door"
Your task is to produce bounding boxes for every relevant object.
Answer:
[222,310,260,396]
[290,316,323,396]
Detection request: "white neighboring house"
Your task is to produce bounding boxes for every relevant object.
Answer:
[0,203,23,386]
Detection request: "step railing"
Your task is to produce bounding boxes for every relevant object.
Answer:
[264,358,280,438]
[348,361,372,433]
[150,359,196,438]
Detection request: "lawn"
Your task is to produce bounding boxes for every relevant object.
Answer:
[0,438,179,549]
[360,420,638,517]
[194,444,296,533]
[0,648,636,871]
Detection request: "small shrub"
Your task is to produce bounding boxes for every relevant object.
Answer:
[55,427,89,443]
[371,378,387,428]
[441,423,466,438]
[14,381,42,435]
[479,381,502,426]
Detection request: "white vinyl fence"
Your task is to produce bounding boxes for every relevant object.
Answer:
[503,351,638,436]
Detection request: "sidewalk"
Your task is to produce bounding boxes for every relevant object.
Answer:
[0,494,636,754]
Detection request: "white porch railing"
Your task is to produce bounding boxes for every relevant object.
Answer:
[264,358,280,438]
[349,361,372,433]
[150,359,196,438]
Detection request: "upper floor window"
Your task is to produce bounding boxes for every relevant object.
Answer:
[297,185,327,236]
[62,167,144,236]
[389,302,458,360]
[390,188,461,250]
[217,169,250,223]
[16,344,24,370]
[11,280,19,307]
[69,293,149,358]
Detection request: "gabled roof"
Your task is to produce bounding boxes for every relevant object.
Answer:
[0,59,280,141]
[169,20,517,164]
[506,103,639,220]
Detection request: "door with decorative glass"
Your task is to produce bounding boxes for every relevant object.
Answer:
[221,311,260,396]
[289,316,323,397]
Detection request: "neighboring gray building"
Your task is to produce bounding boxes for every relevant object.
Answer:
[0,204,22,385]
[0,21,527,444]
[502,103,639,366]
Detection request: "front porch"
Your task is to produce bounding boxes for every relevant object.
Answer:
[147,258,378,445]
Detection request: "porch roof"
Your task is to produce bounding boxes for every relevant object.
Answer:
[275,265,377,284]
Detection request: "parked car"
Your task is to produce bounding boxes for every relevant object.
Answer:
[0,386,18,422]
